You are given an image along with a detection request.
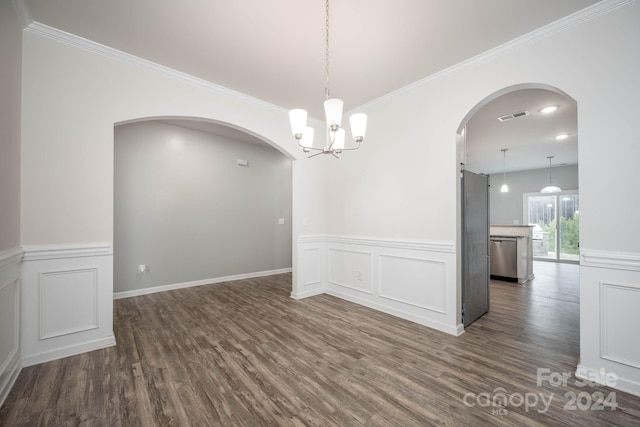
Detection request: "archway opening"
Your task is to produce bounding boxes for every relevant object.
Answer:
[113,117,293,298]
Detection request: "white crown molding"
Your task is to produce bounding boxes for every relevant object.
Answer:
[23,21,288,115]
[359,0,636,112]
[581,249,640,272]
[22,242,113,262]
[0,247,24,272]
[11,0,33,29]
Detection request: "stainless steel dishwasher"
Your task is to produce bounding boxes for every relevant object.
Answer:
[490,237,518,279]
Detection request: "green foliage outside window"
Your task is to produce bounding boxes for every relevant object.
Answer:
[539,214,579,255]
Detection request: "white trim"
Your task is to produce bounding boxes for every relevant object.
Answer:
[300,234,455,253]
[357,0,634,113]
[21,336,116,368]
[0,351,21,408]
[576,363,640,398]
[581,249,640,272]
[113,268,292,299]
[325,288,461,336]
[0,247,23,272]
[24,22,287,115]
[22,243,112,262]
[290,288,325,300]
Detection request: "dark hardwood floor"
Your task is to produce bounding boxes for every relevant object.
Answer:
[2,262,639,426]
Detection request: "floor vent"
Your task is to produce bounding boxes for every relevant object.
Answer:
[498,110,529,122]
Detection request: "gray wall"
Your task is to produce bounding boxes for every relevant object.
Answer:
[0,1,22,252]
[490,164,578,225]
[114,121,292,293]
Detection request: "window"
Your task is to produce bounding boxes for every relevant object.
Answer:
[525,191,579,262]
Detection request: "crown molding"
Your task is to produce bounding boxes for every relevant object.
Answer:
[23,21,288,115]
[359,0,636,111]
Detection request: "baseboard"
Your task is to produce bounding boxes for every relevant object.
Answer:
[21,335,116,368]
[114,268,292,299]
[576,363,640,398]
[0,352,21,408]
[290,288,325,300]
[326,288,461,336]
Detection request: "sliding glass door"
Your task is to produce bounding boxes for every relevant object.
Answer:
[525,191,579,262]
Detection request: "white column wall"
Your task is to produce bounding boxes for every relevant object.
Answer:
[323,1,640,394]
[20,26,327,363]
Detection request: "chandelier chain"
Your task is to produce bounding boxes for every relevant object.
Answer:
[325,0,330,100]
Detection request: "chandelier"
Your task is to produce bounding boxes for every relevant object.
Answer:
[288,0,368,158]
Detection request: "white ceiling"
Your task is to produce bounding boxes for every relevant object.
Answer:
[20,0,592,169]
[465,88,578,175]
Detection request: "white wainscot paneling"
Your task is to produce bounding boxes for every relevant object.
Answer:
[39,268,98,339]
[601,282,640,368]
[21,243,115,366]
[0,247,23,407]
[292,236,325,299]
[302,247,322,287]
[379,254,446,314]
[328,248,373,294]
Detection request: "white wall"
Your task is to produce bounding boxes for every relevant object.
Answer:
[15,0,640,397]
[490,165,579,225]
[114,121,292,295]
[0,0,22,252]
[0,0,22,407]
[322,1,640,395]
[19,23,327,363]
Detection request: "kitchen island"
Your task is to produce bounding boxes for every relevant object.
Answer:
[490,225,534,283]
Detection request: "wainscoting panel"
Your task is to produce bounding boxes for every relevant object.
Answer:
[600,282,640,369]
[292,237,325,299]
[579,249,640,397]
[296,235,459,335]
[378,254,446,314]
[0,247,23,407]
[21,243,115,367]
[328,248,373,294]
[39,268,98,339]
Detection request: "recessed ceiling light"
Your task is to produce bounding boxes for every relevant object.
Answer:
[555,133,569,140]
[541,105,558,114]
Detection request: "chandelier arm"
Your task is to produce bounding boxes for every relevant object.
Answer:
[339,142,362,151]
[305,149,328,159]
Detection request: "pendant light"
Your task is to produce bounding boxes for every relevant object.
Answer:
[540,156,562,193]
[500,148,509,193]
[288,0,367,159]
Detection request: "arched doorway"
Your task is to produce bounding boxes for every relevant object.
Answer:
[457,83,578,328]
[113,117,294,298]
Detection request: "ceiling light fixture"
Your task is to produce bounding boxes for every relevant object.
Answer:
[555,133,569,141]
[541,105,558,114]
[500,148,509,193]
[540,156,562,193]
[288,0,367,158]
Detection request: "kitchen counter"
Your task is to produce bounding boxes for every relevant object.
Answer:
[490,225,534,283]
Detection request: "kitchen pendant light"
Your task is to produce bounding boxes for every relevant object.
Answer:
[288,0,367,158]
[540,156,562,193]
[500,148,509,193]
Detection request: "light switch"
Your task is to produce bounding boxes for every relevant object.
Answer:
[278,218,285,225]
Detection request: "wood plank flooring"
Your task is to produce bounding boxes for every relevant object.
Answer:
[2,262,640,426]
